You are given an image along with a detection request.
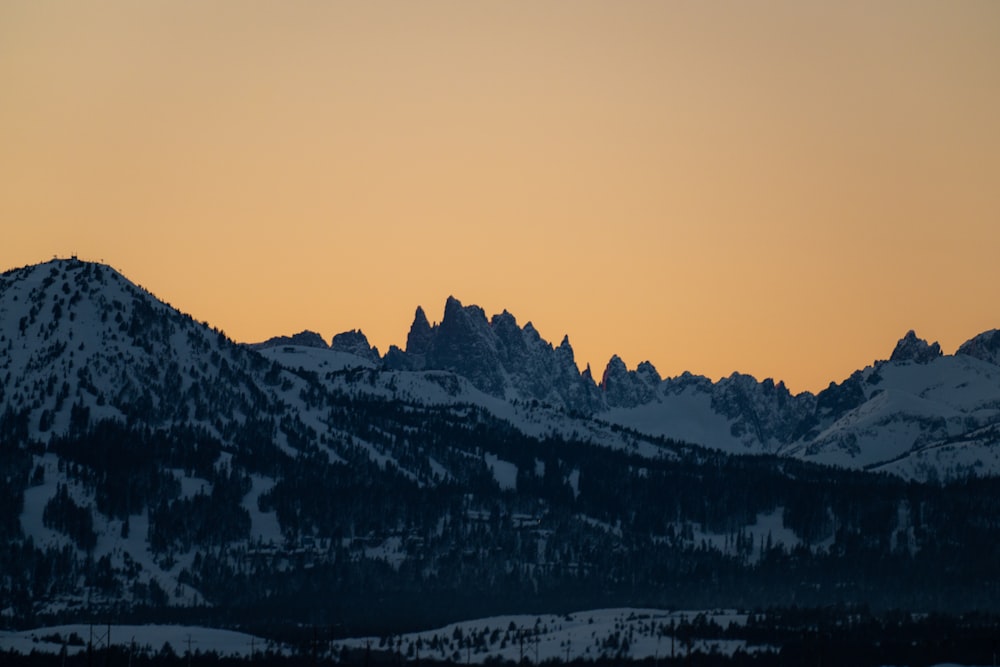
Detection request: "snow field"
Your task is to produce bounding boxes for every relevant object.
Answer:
[331,608,764,663]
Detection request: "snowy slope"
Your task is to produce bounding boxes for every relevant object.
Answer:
[253,292,1000,479]
[598,339,1000,480]
[256,344,376,374]
[601,386,750,454]
[331,608,763,663]
[0,624,281,657]
[796,354,1000,472]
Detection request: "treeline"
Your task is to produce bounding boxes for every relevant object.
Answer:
[3,607,999,666]
[5,383,1000,629]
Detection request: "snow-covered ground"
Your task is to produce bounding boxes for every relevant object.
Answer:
[2,612,993,666]
[331,608,765,663]
[2,610,753,661]
[0,624,280,657]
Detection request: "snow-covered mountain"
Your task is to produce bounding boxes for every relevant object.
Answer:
[0,259,331,449]
[254,294,1000,480]
[4,258,1000,630]
[601,332,1000,479]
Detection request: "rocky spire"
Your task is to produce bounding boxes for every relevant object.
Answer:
[890,330,942,364]
[405,306,434,356]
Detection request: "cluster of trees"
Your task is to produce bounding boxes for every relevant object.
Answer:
[41,485,96,551]
[6,606,999,666]
[3,380,1000,632]
[163,395,1000,629]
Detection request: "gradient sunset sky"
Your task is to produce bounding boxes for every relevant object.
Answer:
[2,1,999,393]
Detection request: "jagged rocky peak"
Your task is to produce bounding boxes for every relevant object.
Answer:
[490,309,526,354]
[957,329,1000,366]
[709,372,818,449]
[405,306,434,356]
[330,329,380,362]
[600,355,629,388]
[490,309,518,330]
[384,296,603,410]
[440,295,489,327]
[422,296,505,394]
[635,360,662,386]
[601,355,661,408]
[890,330,942,364]
[253,330,329,350]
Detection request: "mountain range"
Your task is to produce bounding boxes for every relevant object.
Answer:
[255,296,1000,481]
[2,258,999,632]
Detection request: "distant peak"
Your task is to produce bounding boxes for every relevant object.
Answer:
[253,330,328,350]
[406,306,434,355]
[330,329,380,362]
[956,329,1000,366]
[636,360,662,385]
[490,310,518,329]
[600,355,628,388]
[889,330,942,364]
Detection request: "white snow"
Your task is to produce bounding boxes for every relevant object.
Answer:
[242,474,283,544]
[174,471,212,499]
[602,388,750,455]
[331,608,765,663]
[0,624,280,657]
[257,344,375,373]
[484,453,518,490]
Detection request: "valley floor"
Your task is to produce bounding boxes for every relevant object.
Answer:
[3,606,998,667]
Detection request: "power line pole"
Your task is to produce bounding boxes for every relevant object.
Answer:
[670,619,675,661]
[186,633,197,667]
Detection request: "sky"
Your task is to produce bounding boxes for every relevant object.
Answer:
[2,1,999,394]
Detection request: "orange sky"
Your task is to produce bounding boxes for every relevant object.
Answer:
[2,1,999,394]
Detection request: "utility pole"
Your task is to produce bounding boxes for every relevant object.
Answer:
[186,633,197,667]
[670,619,675,661]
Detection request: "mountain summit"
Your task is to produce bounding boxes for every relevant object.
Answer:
[384,296,602,410]
[889,330,943,363]
[3,258,1000,629]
